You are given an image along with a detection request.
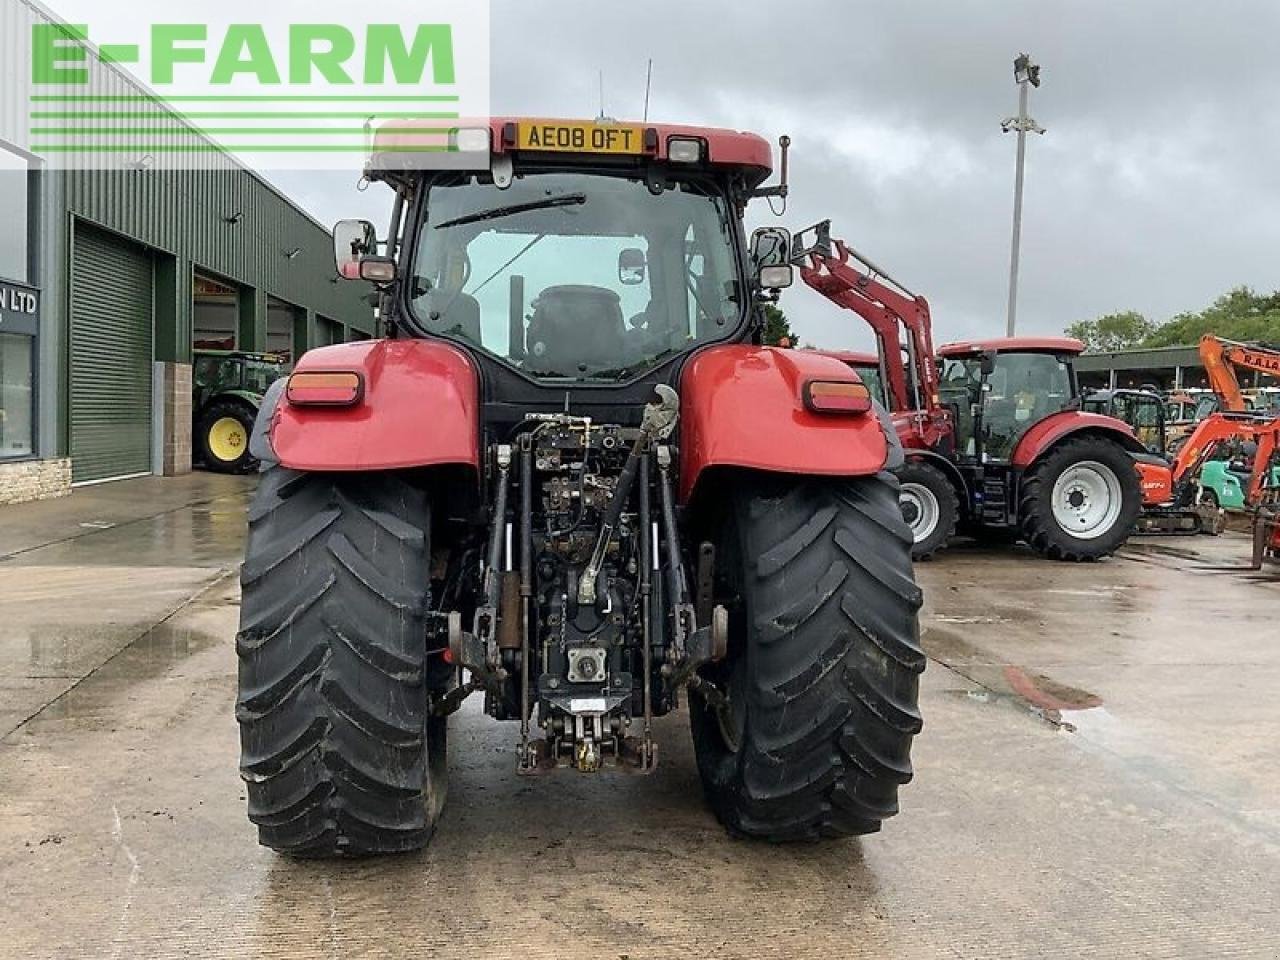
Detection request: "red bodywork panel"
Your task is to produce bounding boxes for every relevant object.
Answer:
[678,345,890,502]
[1010,411,1142,468]
[271,340,480,473]
[938,337,1084,357]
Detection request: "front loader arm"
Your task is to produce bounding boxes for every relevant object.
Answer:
[793,220,940,415]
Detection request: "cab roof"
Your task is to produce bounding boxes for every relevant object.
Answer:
[938,337,1084,358]
[371,117,775,186]
[819,349,880,367]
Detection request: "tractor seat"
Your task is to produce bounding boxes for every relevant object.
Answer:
[422,290,483,344]
[526,285,626,373]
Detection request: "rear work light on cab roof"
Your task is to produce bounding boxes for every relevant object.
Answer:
[803,380,873,415]
[667,137,705,163]
[286,371,363,407]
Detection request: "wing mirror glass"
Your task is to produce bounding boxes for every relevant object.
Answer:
[618,248,647,285]
[334,219,378,280]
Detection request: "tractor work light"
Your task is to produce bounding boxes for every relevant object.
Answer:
[452,127,492,154]
[804,380,873,415]
[667,137,705,163]
[287,371,364,407]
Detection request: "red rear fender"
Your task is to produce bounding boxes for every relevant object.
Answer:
[678,345,893,502]
[271,339,480,473]
[1011,411,1144,468]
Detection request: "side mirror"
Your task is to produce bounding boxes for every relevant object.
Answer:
[750,227,794,290]
[334,219,378,280]
[979,351,998,376]
[618,248,647,285]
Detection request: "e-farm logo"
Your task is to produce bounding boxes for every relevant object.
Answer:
[26,8,489,170]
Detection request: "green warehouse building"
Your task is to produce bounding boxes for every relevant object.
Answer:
[0,0,375,503]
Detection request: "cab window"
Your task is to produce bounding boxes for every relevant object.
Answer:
[981,353,1072,460]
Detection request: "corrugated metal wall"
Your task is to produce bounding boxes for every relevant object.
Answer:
[3,0,380,459]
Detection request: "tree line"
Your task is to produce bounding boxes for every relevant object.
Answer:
[1067,287,1280,352]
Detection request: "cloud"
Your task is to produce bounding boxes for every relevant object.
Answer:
[280,0,1280,352]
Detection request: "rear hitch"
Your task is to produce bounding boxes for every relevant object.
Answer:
[447,611,507,689]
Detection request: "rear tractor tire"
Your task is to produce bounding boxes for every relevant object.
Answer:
[1019,436,1142,561]
[236,466,447,857]
[690,473,926,841]
[896,460,959,561]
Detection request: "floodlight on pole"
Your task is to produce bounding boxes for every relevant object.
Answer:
[1003,52,1045,337]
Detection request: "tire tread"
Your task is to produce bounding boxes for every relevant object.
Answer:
[236,467,441,857]
[691,472,925,841]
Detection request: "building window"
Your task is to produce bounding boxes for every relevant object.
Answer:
[0,148,31,284]
[0,333,34,458]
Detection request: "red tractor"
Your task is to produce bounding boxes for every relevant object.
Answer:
[796,222,1150,561]
[236,121,925,857]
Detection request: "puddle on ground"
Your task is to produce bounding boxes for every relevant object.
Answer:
[946,663,1105,732]
[1002,665,1102,714]
[1121,543,1205,562]
[922,624,1002,664]
[1043,585,1133,598]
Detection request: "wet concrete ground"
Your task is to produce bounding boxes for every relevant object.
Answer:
[1,475,1278,959]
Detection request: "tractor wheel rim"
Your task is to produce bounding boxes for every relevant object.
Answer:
[900,482,940,544]
[208,417,247,463]
[1051,460,1123,540]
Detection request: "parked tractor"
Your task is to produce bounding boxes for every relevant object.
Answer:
[192,350,288,473]
[1081,388,1167,456]
[236,121,925,857]
[794,222,1148,561]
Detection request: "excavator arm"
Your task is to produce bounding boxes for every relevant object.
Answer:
[1199,335,1280,413]
[792,221,940,415]
[1172,412,1280,505]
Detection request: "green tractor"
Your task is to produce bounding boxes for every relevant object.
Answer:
[192,350,289,473]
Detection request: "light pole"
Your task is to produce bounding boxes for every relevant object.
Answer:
[1002,53,1045,337]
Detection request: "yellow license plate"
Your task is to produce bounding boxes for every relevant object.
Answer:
[518,122,645,155]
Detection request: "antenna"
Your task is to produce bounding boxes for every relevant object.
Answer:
[598,70,605,121]
[643,59,653,122]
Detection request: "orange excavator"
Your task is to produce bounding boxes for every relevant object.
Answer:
[1162,407,1280,566]
[1199,335,1280,413]
[1173,336,1280,564]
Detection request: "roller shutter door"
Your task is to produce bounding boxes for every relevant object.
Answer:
[70,224,154,483]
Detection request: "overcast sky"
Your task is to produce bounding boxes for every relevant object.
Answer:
[267,0,1280,354]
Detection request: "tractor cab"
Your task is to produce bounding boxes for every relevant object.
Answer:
[334,119,788,432]
[937,338,1083,463]
[1082,388,1168,456]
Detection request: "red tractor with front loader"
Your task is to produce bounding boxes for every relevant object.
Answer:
[236,121,925,857]
[795,222,1153,561]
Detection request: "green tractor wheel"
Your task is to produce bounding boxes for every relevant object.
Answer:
[198,401,257,474]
